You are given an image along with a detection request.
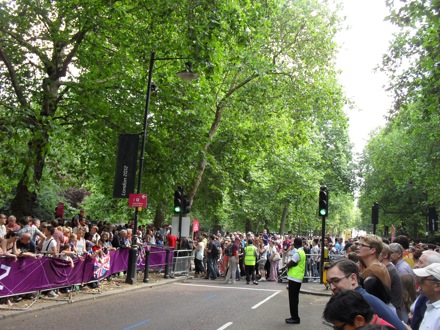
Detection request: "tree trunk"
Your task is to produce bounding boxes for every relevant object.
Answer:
[279,201,289,235]
[187,73,259,204]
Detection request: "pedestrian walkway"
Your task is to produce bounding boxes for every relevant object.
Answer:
[300,281,332,297]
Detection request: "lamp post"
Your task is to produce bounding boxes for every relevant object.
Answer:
[125,52,198,284]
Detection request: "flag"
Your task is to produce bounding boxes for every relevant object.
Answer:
[93,253,111,279]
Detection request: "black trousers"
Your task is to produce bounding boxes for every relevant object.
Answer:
[245,265,256,283]
[288,280,302,320]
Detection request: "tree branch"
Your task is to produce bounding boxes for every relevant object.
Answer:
[0,45,28,108]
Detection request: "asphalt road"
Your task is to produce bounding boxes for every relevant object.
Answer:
[1,279,332,330]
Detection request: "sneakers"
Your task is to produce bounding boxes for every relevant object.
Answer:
[253,281,259,285]
[258,277,266,282]
[46,290,58,298]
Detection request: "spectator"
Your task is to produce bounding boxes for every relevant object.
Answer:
[75,228,87,255]
[58,244,74,268]
[39,225,57,257]
[357,235,391,289]
[410,250,440,330]
[50,219,64,253]
[393,236,414,268]
[204,234,218,280]
[98,231,115,253]
[167,231,178,249]
[71,209,85,228]
[323,290,396,329]
[62,226,72,244]
[268,239,280,282]
[0,213,7,238]
[257,239,268,281]
[400,274,417,321]
[73,215,89,234]
[6,215,20,232]
[90,225,100,244]
[68,233,79,256]
[0,232,18,260]
[380,243,406,322]
[15,232,37,257]
[112,229,130,249]
[224,237,238,284]
[16,216,45,242]
[412,263,440,330]
[310,238,320,282]
[193,236,205,277]
[84,232,96,254]
[389,243,415,276]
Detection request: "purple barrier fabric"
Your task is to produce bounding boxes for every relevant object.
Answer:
[141,245,174,270]
[0,245,174,297]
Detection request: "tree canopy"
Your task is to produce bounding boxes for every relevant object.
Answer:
[0,0,354,234]
[358,0,440,240]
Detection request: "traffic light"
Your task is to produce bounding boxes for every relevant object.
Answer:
[182,196,191,214]
[174,187,183,213]
[372,202,379,225]
[428,207,438,232]
[318,186,328,217]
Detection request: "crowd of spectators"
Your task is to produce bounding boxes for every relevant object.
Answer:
[0,211,170,305]
[2,210,440,329]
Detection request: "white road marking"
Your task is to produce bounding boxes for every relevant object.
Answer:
[217,322,233,330]
[251,291,281,309]
[174,282,280,292]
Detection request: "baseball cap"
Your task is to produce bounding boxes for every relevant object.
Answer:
[413,262,440,280]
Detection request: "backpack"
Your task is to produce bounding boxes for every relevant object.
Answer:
[225,244,233,257]
[211,242,220,259]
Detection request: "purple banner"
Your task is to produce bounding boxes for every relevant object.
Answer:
[0,245,174,298]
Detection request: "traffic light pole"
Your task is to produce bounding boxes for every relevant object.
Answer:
[320,215,325,284]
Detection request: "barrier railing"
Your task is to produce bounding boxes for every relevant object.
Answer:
[278,252,344,283]
[170,249,192,278]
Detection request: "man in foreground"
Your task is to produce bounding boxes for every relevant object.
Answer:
[324,259,409,330]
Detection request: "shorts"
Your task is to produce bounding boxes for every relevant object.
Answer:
[258,259,267,270]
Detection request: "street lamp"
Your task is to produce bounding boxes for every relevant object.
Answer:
[126,52,198,284]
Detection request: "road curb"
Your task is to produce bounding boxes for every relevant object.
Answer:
[0,276,186,320]
[300,288,332,297]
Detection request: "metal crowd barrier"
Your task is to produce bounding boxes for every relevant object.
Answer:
[277,252,344,283]
[170,249,192,278]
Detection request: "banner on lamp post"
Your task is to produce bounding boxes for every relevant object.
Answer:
[113,134,139,198]
[193,219,199,232]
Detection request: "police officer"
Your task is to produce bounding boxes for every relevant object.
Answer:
[285,237,306,324]
[243,239,258,285]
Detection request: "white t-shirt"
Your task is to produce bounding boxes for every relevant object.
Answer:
[0,224,6,238]
[76,238,86,255]
[42,238,57,256]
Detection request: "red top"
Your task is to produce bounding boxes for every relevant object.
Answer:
[167,235,178,248]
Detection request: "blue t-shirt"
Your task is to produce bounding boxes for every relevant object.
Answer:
[355,286,406,330]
